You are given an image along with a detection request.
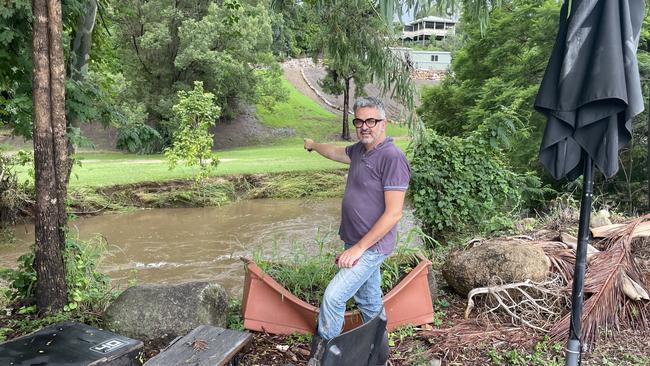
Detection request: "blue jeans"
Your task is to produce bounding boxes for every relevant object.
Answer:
[317,244,388,340]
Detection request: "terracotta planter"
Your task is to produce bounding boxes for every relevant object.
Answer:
[240,253,434,335]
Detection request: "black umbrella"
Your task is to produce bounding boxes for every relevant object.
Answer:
[534,0,644,365]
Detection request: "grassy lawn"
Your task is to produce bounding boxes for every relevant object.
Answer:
[255,77,409,142]
[10,75,411,188]
[15,139,410,188]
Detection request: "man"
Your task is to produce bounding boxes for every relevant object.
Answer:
[303,97,410,363]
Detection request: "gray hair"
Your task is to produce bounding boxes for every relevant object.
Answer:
[353,97,386,119]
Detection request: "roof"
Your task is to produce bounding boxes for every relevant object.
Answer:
[407,16,456,25]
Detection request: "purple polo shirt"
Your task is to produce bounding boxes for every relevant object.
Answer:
[339,137,411,254]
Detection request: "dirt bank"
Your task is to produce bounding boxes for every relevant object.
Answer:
[282,58,440,122]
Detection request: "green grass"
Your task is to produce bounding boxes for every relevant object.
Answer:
[10,75,411,188]
[14,139,409,188]
[255,77,409,141]
[256,78,339,141]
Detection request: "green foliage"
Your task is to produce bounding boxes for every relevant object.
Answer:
[1,0,122,139]
[5,312,72,338]
[388,324,416,347]
[418,0,561,172]
[0,151,21,226]
[62,235,112,313]
[134,181,236,208]
[116,103,162,154]
[487,338,563,366]
[255,228,429,308]
[112,0,287,138]
[0,251,36,302]
[432,298,449,327]
[0,235,112,315]
[269,0,320,58]
[254,233,337,306]
[379,245,420,291]
[314,0,378,99]
[245,171,345,199]
[226,298,244,331]
[165,81,221,181]
[0,0,34,136]
[313,0,417,137]
[410,130,545,238]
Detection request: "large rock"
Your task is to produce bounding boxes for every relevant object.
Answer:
[103,281,229,341]
[442,241,550,296]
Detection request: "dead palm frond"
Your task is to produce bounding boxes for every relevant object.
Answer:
[548,214,650,347]
[536,240,576,284]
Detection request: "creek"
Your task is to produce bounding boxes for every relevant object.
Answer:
[0,198,345,297]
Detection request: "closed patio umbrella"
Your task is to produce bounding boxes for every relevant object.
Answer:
[534,0,644,364]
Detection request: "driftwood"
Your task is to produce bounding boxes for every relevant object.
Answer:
[464,277,567,332]
[591,221,650,239]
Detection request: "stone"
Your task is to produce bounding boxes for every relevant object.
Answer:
[591,209,612,228]
[103,281,229,341]
[442,241,550,296]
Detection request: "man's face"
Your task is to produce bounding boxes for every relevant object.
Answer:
[354,107,386,147]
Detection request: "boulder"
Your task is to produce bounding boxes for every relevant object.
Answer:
[442,241,550,296]
[103,281,229,341]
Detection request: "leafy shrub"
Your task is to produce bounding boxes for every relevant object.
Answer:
[410,130,543,238]
[0,149,32,226]
[0,235,112,314]
[116,103,162,154]
[165,81,221,181]
[0,151,21,226]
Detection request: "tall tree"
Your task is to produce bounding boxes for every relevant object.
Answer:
[31,0,68,312]
[112,0,287,147]
[314,0,415,140]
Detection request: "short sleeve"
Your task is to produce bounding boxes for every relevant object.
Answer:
[345,144,355,158]
[381,151,411,191]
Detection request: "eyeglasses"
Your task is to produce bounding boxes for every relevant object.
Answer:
[352,118,384,128]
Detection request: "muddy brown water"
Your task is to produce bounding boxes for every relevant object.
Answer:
[0,198,347,296]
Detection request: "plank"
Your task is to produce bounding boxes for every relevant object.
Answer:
[591,221,650,239]
[144,325,252,366]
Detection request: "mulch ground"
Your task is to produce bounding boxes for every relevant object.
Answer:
[138,287,650,366]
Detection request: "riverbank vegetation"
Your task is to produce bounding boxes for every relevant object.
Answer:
[68,170,348,214]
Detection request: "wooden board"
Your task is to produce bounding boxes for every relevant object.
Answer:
[591,221,650,239]
[144,325,252,366]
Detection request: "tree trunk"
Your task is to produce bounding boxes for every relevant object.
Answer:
[342,77,351,141]
[67,0,98,186]
[32,0,68,313]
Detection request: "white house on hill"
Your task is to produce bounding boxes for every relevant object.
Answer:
[400,16,457,43]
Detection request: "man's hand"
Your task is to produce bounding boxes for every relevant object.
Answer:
[304,138,314,152]
[336,245,365,268]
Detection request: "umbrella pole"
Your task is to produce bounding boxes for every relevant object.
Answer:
[565,155,594,366]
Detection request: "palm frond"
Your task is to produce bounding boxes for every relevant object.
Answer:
[548,215,650,346]
[537,241,575,284]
